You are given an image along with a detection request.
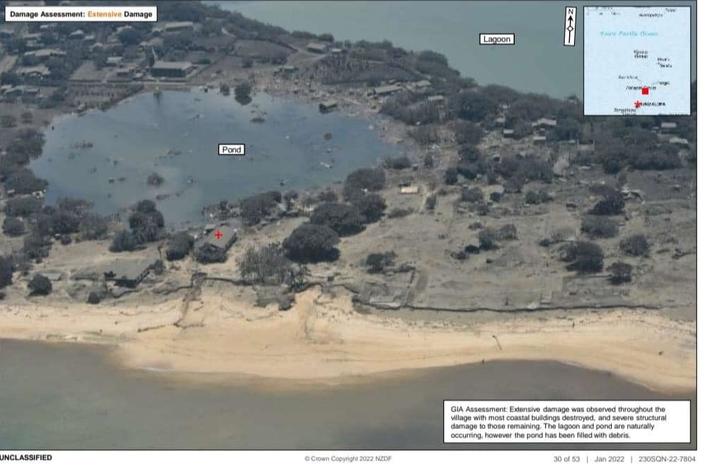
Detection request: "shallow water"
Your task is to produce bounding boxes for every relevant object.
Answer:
[0,339,692,450]
[30,90,397,228]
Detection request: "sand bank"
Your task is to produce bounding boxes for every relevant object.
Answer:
[0,287,695,393]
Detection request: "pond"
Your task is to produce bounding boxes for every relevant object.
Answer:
[30,89,397,228]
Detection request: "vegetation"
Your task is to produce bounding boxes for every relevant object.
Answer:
[239,243,304,287]
[239,191,281,225]
[620,234,650,257]
[79,214,108,240]
[525,190,552,205]
[195,243,228,264]
[450,90,496,122]
[166,232,194,261]
[4,168,47,195]
[562,241,604,273]
[0,256,13,288]
[310,203,365,236]
[453,121,484,145]
[128,200,165,244]
[109,229,138,252]
[365,251,397,274]
[343,168,385,201]
[283,223,339,263]
[354,193,386,223]
[608,262,633,284]
[478,229,498,250]
[234,81,253,105]
[496,155,553,184]
[87,290,105,304]
[384,156,412,170]
[444,167,458,185]
[23,231,52,261]
[496,224,518,240]
[28,274,52,296]
[581,215,619,239]
[2,216,25,237]
[147,172,165,186]
[4,196,42,217]
[589,189,625,216]
[425,193,437,210]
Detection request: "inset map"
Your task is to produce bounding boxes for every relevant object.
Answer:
[584,6,691,116]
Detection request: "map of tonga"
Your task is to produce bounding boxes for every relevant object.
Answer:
[584,6,691,116]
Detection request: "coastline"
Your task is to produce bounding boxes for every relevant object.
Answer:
[0,286,696,394]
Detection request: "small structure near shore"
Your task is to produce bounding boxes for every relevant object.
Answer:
[151,61,193,78]
[319,100,338,113]
[196,225,237,255]
[306,42,328,54]
[372,84,404,96]
[103,258,158,288]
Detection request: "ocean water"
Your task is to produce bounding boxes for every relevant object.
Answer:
[209,0,696,98]
[0,340,691,450]
[30,90,397,227]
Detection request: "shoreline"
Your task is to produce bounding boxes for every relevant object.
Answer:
[0,287,696,395]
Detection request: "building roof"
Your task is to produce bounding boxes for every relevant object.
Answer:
[373,84,403,95]
[400,186,419,194]
[102,258,157,283]
[164,21,195,29]
[306,42,328,52]
[16,65,50,76]
[152,61,193,71]
[533,118,557,127]
[202,225,237,250]
[319,100,338,108]
[39,271,64,282]
[661,122,678,129]
[668,136,689,146]
[24,49,66,59]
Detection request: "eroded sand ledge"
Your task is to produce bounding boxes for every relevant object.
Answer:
[0,287,695,394]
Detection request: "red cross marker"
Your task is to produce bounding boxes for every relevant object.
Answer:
[641,86,649,95]
[214,229,223,240]
[634,100,642,109]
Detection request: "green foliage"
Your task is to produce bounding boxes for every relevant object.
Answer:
[562,241,604,273]
[0,256,13,288]
[310,203,365,236]
[239,243,303,287]
[239,191,281,225]
[110,230,138,253]
[4,168,47,195]
[608,262,632,284]
[620,234,650,257]
[365,251,397,274]
[354,193,386,223]
[28,273,52,296]
[166,232,194,261]
[283,223,339,263]
[343,168,385,201]
[450,90,496,122]
[581,215,619,239]
[2,216,25,237]
[4,196,42,217]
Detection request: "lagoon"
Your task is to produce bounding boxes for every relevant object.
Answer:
[0,339,685,450]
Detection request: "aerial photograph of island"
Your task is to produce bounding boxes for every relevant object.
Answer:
[0,0,697,453]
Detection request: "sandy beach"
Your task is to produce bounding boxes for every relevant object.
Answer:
[0,286,696,394]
